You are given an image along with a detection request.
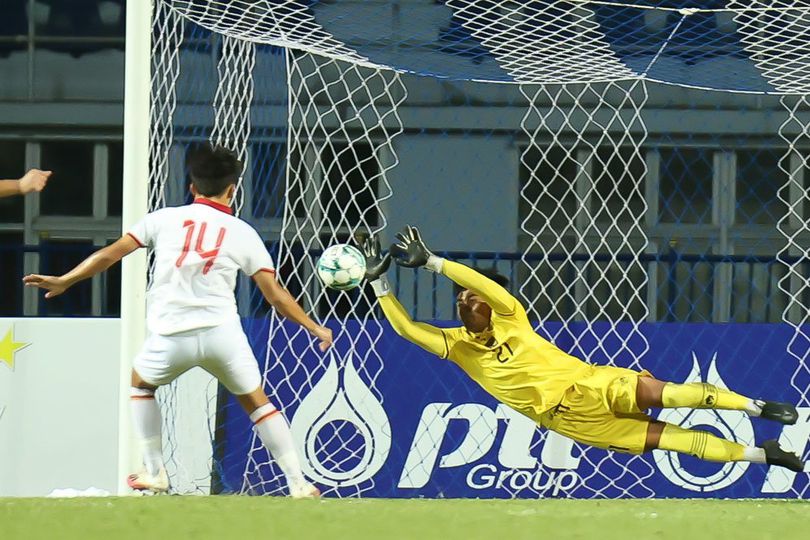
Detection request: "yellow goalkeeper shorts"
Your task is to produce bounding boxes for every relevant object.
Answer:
[539,365,653,455]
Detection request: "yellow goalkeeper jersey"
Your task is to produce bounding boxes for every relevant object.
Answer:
[379,260,591,423]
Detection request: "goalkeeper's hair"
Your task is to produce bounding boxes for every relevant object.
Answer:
[186,143,243,196]
[454,267,509,295]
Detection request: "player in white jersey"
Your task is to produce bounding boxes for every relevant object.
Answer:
[23,144,332,497]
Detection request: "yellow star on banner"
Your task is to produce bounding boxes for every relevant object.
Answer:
[0,326,30,370]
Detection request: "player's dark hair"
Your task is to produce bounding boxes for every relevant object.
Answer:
[454,267,510,295]
[186,143,242,197]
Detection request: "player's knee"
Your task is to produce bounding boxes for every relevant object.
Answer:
[235,386,272,415]
[131,369,158,390]
[643,420,665,452]
[636,377,665,410]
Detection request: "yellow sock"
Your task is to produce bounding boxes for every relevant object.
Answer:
[657,423,745,462]
[661,382,751,411]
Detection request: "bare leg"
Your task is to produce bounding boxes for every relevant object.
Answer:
[131,369,158,391]
[636,377,666,410]
[644,420,664,452]
[234,385,270,414]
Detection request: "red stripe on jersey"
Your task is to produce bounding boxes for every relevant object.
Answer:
[252,268,277,280]
[193,198,233,215]
[126,232,145,248]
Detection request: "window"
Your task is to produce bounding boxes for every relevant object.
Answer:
[107,141,123,216]
[0,1,27,38]
[37,239,94,316]
[0,140,26,222]
[321,143,380,227]
[736,149,787,226]
[0,232,24,316]
[519,145,578,232]
[39,141,95,216]
[659,147,713,224]
[35,0,125,41]
[103,238,121,316]
[593,146,645,223]
[250,141,286,220]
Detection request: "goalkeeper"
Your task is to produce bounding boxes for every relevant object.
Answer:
[360,226,805,472]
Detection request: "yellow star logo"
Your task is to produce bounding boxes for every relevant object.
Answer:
[0,326,30,370]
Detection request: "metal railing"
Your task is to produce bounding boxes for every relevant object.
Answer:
[391,250,804,324]
[1,243,804,323]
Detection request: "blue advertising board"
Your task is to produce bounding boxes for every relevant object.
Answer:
[218,320,810,498]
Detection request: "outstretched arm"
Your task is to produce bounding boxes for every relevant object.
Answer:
[0,169,52,198]
[252,270,333,352]
[23,235,140,298]
[391,225,517,315]
[357,231,452,358]
[378,293,451,358]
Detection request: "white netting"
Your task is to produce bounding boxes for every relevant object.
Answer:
[241,52,406,496]
[148,3,259,494]
[777,95,810,497]
[164,1,810,92]
[139,0,810,497]
[211,35,256,214]
[148,0,216,495]
[517,79,653,497]
[733,1,810,94]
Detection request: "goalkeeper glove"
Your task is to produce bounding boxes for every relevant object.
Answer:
[356,231,391,297]
[390,225,444,273]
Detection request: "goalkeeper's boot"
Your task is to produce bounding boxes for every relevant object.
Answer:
[762,440,805,472]
[127,467,169,494]
[289,481,320,499]
[759,401,799,425]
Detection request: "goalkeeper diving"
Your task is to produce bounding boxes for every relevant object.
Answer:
[360,226,805,472]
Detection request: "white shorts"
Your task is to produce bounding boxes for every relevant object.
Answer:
[133,320,262,395]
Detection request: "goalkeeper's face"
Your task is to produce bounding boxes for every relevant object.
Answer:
[457,289,492,333]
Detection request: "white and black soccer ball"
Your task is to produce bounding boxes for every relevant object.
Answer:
[316,244,366,291]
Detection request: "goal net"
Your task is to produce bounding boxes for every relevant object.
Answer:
[142,0,810,498]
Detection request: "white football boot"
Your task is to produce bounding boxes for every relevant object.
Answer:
[127,467,169,494]
[289,481,320,499]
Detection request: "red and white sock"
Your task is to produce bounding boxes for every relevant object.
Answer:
[250,403,306,488]
[130,387,164,476]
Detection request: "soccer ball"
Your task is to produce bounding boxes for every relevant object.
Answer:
[316,244,366,291]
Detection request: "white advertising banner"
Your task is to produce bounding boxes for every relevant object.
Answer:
[0,318,121,496]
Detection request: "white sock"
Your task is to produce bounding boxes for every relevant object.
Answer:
[250,403,306,488]
[743,446,767,464]
[746,399,764,417]
[130,387,164,476]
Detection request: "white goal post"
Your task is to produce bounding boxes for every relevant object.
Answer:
[118,0,152,496]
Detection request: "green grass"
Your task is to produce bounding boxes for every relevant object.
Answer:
[1,497,807,540]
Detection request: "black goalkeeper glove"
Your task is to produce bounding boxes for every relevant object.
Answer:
[390,225,443,272]
[355,231,391,296]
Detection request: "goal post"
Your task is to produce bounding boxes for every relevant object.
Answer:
[118,0,153,496]
[129,0,810,498]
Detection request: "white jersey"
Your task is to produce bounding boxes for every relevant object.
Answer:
[128,198,274,336]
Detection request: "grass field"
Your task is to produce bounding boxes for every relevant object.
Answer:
[1,497,807,540]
